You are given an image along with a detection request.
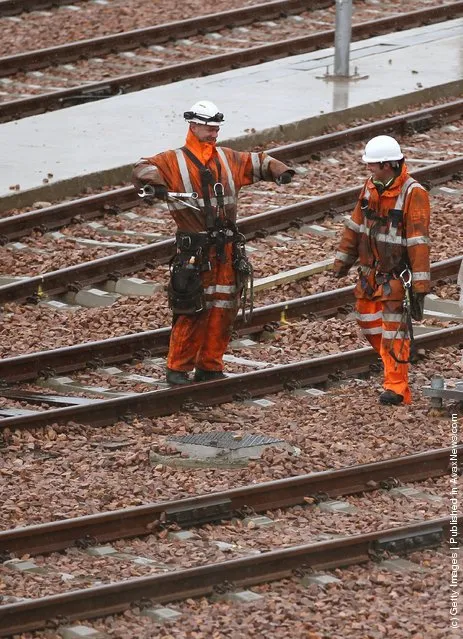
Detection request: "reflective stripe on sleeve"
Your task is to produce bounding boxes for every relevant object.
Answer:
[135,164,157,179]
[250,152,262,183]
[335,250,355,263]
[412,272,430,281]
[407,235,429,246]
[344,218,363,233]
[261,155,272,180]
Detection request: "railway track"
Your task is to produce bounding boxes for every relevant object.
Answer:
[0,155,461,305]
[1,322,462,430]
[1,99,461,239]
[0,108,460,430]
[0,4,460,638]
[0,255,460,385]
[0,518,456,637]
[1,0,320,69]
[1,2,461,121]
[0,446,457,554]
[0,446,459,636]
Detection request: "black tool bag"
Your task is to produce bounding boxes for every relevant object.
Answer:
[409,290,425,321]
[233,232,254,321]
[167,256,205,315]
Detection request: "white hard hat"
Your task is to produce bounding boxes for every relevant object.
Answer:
[362,135,404,163]
[184,100,224,126]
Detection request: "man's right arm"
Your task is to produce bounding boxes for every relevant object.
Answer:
[132,158,168,199]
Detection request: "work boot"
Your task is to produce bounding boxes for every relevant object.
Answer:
[194,369,227,382]
[379,390,404,405]
[166,368,191,385]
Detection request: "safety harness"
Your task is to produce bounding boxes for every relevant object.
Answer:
[172,147,254,321]
[359,177,421,364]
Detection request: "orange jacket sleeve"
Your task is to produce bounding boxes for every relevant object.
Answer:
[405,185,431,293]
[333,190,365,276]
[227,150,292,187]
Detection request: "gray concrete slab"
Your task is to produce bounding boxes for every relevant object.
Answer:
[0,20,461,211]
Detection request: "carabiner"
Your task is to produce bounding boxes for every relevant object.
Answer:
[399,268,412,289]
[214,182,224,197]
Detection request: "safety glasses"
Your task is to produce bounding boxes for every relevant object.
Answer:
[184,111,224,123]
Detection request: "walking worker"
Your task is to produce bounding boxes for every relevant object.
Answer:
[132,100,295,385]
[333,135,430,405]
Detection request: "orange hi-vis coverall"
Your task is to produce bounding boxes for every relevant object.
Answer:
[133,129,291,374]
[333,163,431,403]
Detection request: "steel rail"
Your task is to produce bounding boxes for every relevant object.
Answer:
[0,157,461,306]
[0,325,462,430]
[0,0,72,16]
[0,516,457,637]
[1,99,461,243]
[0,255,460,384]
[0,446,458,556]
[0,0,323,73]
[1,3,461,122]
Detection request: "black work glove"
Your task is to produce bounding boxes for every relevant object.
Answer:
[410,291,426,321]
[151,184,169,201]
[139,184,169,201]
[275,170,294,185]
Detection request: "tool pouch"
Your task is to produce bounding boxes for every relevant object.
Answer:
[233,240,252,289]
[233,236,254,321]
[168,258,205,315]
[409,290,425,321]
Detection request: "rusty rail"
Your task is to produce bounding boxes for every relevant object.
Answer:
[1,99,461,243]
[0,446,458,556]
[1,3,461,121]
[0,157,461,305]
[0,516,457,636]
[0,0,322,73]
[0,255,460,383]
[0,324,462,429]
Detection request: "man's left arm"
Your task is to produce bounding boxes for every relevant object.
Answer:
[234,150,295,186]
[405,185,431,294]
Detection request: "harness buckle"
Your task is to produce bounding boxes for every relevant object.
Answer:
[178,235,192,249]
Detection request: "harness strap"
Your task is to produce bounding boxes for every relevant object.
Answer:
[181,147,222,230]
[388,270,417,365]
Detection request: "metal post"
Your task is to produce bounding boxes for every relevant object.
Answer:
[334,0,353,77]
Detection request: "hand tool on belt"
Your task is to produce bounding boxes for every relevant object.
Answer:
[138,185,200,211]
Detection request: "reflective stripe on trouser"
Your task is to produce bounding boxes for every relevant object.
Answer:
[356,298,411,404]
[167,243,238,372]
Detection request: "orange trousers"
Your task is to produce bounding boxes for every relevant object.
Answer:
[355,298,411,404]
[167,244,239,372]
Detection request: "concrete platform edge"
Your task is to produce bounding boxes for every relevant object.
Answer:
[1,78,461,213]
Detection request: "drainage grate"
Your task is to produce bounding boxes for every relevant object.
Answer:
[169,432,284,450]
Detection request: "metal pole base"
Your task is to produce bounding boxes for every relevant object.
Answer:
[317,65,369,82]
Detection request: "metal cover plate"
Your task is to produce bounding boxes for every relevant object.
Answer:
[169,432,283,450]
